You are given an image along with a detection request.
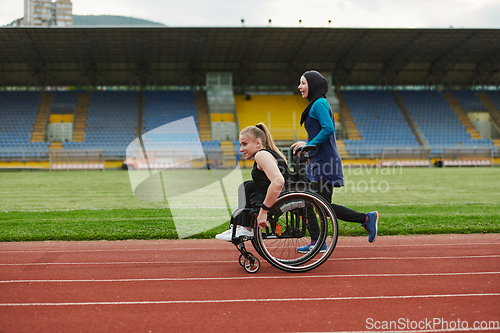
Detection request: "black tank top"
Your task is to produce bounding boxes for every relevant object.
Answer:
[251,149,292,192]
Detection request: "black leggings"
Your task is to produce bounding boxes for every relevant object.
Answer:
[307,180,366,241]
[234,180,366,235]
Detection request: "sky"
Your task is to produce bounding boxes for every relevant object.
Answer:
[2,0,500,28]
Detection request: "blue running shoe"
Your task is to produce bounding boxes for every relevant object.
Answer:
[297,241,327,253]
[363,211,379,243]
[317,242,328,252]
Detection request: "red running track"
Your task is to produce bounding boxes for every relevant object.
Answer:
[0,234,499,333]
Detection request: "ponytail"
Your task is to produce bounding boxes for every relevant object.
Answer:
[240,123,288,164]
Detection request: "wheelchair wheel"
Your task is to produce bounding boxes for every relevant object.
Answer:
[252,191,338,273]
[243,256,260,273]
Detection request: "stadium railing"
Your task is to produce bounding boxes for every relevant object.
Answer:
[380,147,431,167]
[49,149,105,171]
[440,147,494,167]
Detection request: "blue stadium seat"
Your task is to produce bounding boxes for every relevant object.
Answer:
[80,91,138,156]
[0,91,41,153]
[453,90,487,111]
[342,90,419,155]
[399,91,494,153]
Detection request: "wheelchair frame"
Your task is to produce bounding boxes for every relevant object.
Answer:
[229,146,339,273]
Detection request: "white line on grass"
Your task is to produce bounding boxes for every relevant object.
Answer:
[1,271,499,284]
[0,293,498,307]
[2,201,499,213]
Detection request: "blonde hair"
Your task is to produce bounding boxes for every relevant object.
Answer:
[240,123,288,164]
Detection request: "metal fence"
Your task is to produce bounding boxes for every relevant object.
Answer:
[49,150,105,171]
[0,146,497,169]
[440,147,494,167]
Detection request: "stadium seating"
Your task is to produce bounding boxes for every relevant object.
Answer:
[142,90,217,153]
[399,91,494,154]
[453,90,487,111]
[1,88,498,165]
[0,91,50,158]
[341,90,419,155]
[63,91,138,157]
[144,91,199,132]
[201,140,222,154]
[50,91,79,112]
[487,91,500,110]
[235,94,308,141]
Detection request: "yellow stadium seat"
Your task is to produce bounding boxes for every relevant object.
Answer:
[235,95,308,141]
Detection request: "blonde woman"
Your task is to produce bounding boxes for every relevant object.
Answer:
[215,123,292,240]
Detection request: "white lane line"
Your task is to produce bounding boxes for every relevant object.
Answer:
[1,254,499,266]
[0,293,498,307]
[0,242,499,253]
[1,271,499,284]
[0,241,500,253]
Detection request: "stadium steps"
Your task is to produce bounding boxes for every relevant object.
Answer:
[220,140,235,156]
[335,91,361,140]
[220,140,236,167]
[494,139,500,152]
[476,92,500,132]
[392,91,430,147]
[72,92,90,142]
[195,92,212,141]
[31,93,53,142]
[442,92,481,139]
[336,139,349,158]
[49,142,63,149]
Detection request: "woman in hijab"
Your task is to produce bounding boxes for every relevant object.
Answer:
[291,70,379,252]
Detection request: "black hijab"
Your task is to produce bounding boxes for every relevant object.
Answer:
[299,70,329,126]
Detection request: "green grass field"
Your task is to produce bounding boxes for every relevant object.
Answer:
[0,167,499,241]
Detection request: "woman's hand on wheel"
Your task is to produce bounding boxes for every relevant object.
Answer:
[257,210,269,228]
[291,141,307,155]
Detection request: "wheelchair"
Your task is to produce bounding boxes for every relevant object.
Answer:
[228,146,339,273]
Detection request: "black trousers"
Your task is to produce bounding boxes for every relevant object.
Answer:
[307,180,366,241]
[232,180,265,228]
[233,180,366,235]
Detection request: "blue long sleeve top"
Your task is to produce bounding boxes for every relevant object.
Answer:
[306,99,335,146]
[303,98,344,186]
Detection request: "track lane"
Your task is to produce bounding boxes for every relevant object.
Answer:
[1,234,499,333]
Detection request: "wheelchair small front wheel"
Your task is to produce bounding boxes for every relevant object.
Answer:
[243,256,260,273]
[238,253,246,267]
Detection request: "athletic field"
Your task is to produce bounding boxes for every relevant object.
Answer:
[0,167,499,242]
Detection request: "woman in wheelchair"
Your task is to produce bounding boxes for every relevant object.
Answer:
[215,122,293,241]
[216,122,339,273]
